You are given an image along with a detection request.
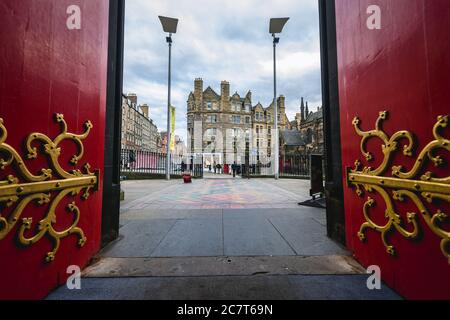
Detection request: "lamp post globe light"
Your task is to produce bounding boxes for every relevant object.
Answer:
[158,16,179,180]
[269,17,289,180]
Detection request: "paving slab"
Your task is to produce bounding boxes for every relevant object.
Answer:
[223,217,296,256]
[121,208,222,221]
[101,219,177,258]
[151,218,223,257]
[269,216,348,256]
[223,207,324,220]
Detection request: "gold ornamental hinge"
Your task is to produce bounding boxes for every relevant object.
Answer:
[0,113,99,262]
[346,111,450,264]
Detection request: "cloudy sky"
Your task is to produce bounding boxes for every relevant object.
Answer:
[123,0,322,141]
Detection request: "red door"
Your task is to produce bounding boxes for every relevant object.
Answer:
[336,0,450,299]
[0,0,109,299]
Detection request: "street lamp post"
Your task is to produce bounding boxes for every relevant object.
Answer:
[159,16,179,180]
[269,17,289,180]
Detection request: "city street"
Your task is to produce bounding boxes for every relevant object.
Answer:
[47,178,400,300]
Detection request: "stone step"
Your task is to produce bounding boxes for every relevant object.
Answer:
[83,255,365,278]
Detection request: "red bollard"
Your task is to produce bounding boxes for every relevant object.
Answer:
[183,173,192,183]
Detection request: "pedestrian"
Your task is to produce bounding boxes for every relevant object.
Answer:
[213,162,217,174]
[181,161,186,173]
[232,162,237,178]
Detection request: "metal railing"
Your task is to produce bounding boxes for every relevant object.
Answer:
[279,155,311,177]
[120,149,318,179]
[245,154,311,177]
[120,149,203,178]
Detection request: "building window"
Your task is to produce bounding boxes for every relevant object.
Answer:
[245,116,250,124]
[256,112,264,121]
[245,105,251,113]
[232,115,241,124]
[207,115,217,123]
[207,102,212,110]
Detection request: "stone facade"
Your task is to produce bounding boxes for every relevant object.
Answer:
[159,132,187,156]
[291,97,324,154]
[121,93,160,151]
[187,79,291,165]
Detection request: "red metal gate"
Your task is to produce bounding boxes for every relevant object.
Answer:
[0,0,109,299]
[336,0,450,299]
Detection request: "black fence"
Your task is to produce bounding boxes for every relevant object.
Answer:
[246,154,311,177]
[120,149,203,178]
[280,155,311,177]
[121,149,318,180]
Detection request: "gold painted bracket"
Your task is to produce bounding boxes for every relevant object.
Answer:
[0,114,99,262]
[347,111,450,264]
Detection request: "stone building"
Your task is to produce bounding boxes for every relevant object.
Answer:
[291,97,324,154]
[121,93,160,152]
[187,79,291,165]
[159,132,186,156]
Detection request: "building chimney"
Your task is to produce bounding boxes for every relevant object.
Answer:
[221,81,230,110]
[194,78,203,107]
[277,95,285,110]
[140,104,149,118]
[127,93,138,106]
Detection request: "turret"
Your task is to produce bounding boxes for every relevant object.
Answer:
[300,97,305,122]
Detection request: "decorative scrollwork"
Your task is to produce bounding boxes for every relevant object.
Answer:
[0,114,98,262]
[347,111,450,264]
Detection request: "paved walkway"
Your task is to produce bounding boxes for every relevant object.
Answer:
[121,178,310,211]
[47,178,401,300]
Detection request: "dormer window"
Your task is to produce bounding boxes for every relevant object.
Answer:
[207,102,212,110]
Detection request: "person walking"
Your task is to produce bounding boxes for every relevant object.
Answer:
[232,161,237,178]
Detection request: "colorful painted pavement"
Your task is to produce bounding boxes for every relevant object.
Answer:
[121,178,310,210]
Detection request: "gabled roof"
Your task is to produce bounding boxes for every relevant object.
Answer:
[253,102,264,111]
[231,92,241,101]
[203,86,220,99]
[304,108,323,122]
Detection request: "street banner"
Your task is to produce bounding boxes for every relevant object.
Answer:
[170,106,176,151]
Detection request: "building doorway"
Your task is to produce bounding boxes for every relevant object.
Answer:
[100,0,343,270]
